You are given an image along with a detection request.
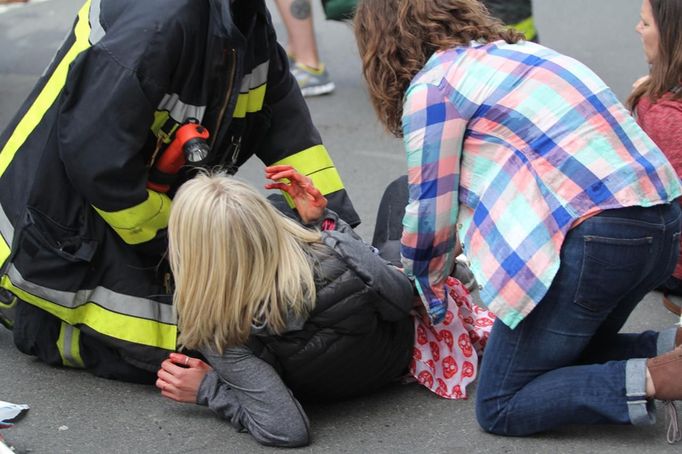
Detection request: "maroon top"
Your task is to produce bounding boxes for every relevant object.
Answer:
[636,93,682,278]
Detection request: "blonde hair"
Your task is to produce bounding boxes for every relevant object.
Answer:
[168,173,322,353]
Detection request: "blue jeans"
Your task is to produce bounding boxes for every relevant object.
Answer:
[476,203,681,436]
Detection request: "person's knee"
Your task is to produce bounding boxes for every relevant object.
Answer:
[475,393,511,435]
[12,299,62,366]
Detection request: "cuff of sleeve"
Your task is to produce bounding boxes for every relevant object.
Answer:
[414,279,447,324]
[304,208,337,229]
[625,358,656,426]
[196,370,219,406]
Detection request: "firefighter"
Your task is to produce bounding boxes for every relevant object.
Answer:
[483,0,539,42]
[0,0,359,382]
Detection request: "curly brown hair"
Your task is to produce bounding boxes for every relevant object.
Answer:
[627,0,682,111]
[354,0,524,137]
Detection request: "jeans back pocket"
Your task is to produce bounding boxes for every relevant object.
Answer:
[574,235,654,313]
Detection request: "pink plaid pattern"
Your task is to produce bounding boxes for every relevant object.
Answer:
[401,41,682,327]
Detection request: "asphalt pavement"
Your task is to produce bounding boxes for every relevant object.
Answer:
[1,0,681,453]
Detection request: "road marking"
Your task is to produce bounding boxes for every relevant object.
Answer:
[0,0,52,15]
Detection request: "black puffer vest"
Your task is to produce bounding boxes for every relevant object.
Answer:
[250,226,415,402]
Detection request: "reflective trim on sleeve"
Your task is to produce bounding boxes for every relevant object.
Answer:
[511,16,537,41]
[1,265,177,350]
[94,190,171,245]
[151,95,206,142]
[0,204,14,271]
[233,84,267,118]
[239,61,269,93]
[88,0,105,45]
[0,240,8,275]
[57,322,85,368]
[232,61,269,118]
[239,60,270,93]
[273,145,345,195]
[156,93,206,125]
[0,0,93,179]
[150,111,177,144]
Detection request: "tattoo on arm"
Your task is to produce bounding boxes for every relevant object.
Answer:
[290,0,311,20]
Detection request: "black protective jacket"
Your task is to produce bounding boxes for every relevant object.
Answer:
[247,213,415,402]
[0,0,358,374]
[483,0,538,41]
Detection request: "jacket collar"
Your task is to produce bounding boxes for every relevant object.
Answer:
[207,0,266,39]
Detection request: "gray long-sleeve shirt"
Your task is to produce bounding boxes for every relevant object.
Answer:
[197,345,311,447]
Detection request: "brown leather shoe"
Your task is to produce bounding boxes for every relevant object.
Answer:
[648,347,682,401]
[663,294,682,316]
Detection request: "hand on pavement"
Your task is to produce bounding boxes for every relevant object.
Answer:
[156,353,213,403]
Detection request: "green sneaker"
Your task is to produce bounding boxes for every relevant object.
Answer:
[291,62,335,97]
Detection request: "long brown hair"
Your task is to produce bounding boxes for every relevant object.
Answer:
[628,0,682,110]
[354,0,523,137]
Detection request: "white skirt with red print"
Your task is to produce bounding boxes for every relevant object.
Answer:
[409,276,496,399]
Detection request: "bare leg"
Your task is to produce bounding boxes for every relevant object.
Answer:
[273,0,321,69]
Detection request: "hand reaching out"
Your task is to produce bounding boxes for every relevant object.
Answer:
[265,165,327,224]
[156,352,213,403]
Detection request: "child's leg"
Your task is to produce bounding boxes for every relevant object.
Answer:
[371,175,408,266]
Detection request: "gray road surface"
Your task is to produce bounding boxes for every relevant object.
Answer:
[1,0,680,453]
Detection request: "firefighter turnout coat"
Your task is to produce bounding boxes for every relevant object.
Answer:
[0,0,359,376]
[483,0,538,42]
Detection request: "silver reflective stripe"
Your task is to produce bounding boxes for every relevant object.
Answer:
[88,0,105,45]
[60,322,82,367]
[0,203,13,247]
[7,264,176,324]
[239,60,269,93]
[157,94,206,124]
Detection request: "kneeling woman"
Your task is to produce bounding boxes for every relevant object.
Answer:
[156,167,415,447]
[354,0,682,441]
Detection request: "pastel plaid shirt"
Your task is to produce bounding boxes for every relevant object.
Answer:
[401,41,682,328]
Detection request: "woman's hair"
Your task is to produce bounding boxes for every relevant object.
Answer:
[354,0,523,137]
[628,0,682,110]
[168,172,322,353]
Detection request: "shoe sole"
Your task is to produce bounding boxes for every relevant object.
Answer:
[663,295,682,316]
[301,82,336,97]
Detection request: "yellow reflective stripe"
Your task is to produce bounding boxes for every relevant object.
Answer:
[233,84,267,118]
[94,190,171,245]
[0,203,11,272]
[307,167,345,196]
[0,0,93,179]
[150,111,168,138]
[273,145,345,193]
[247,84,266,113]
[0,235,8,272]
[1,276,177,349]
[150,111,178,144]
[233,95,248,118]
[511,16,537,40]
[273,145,345,207]
[57,322,85,368]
